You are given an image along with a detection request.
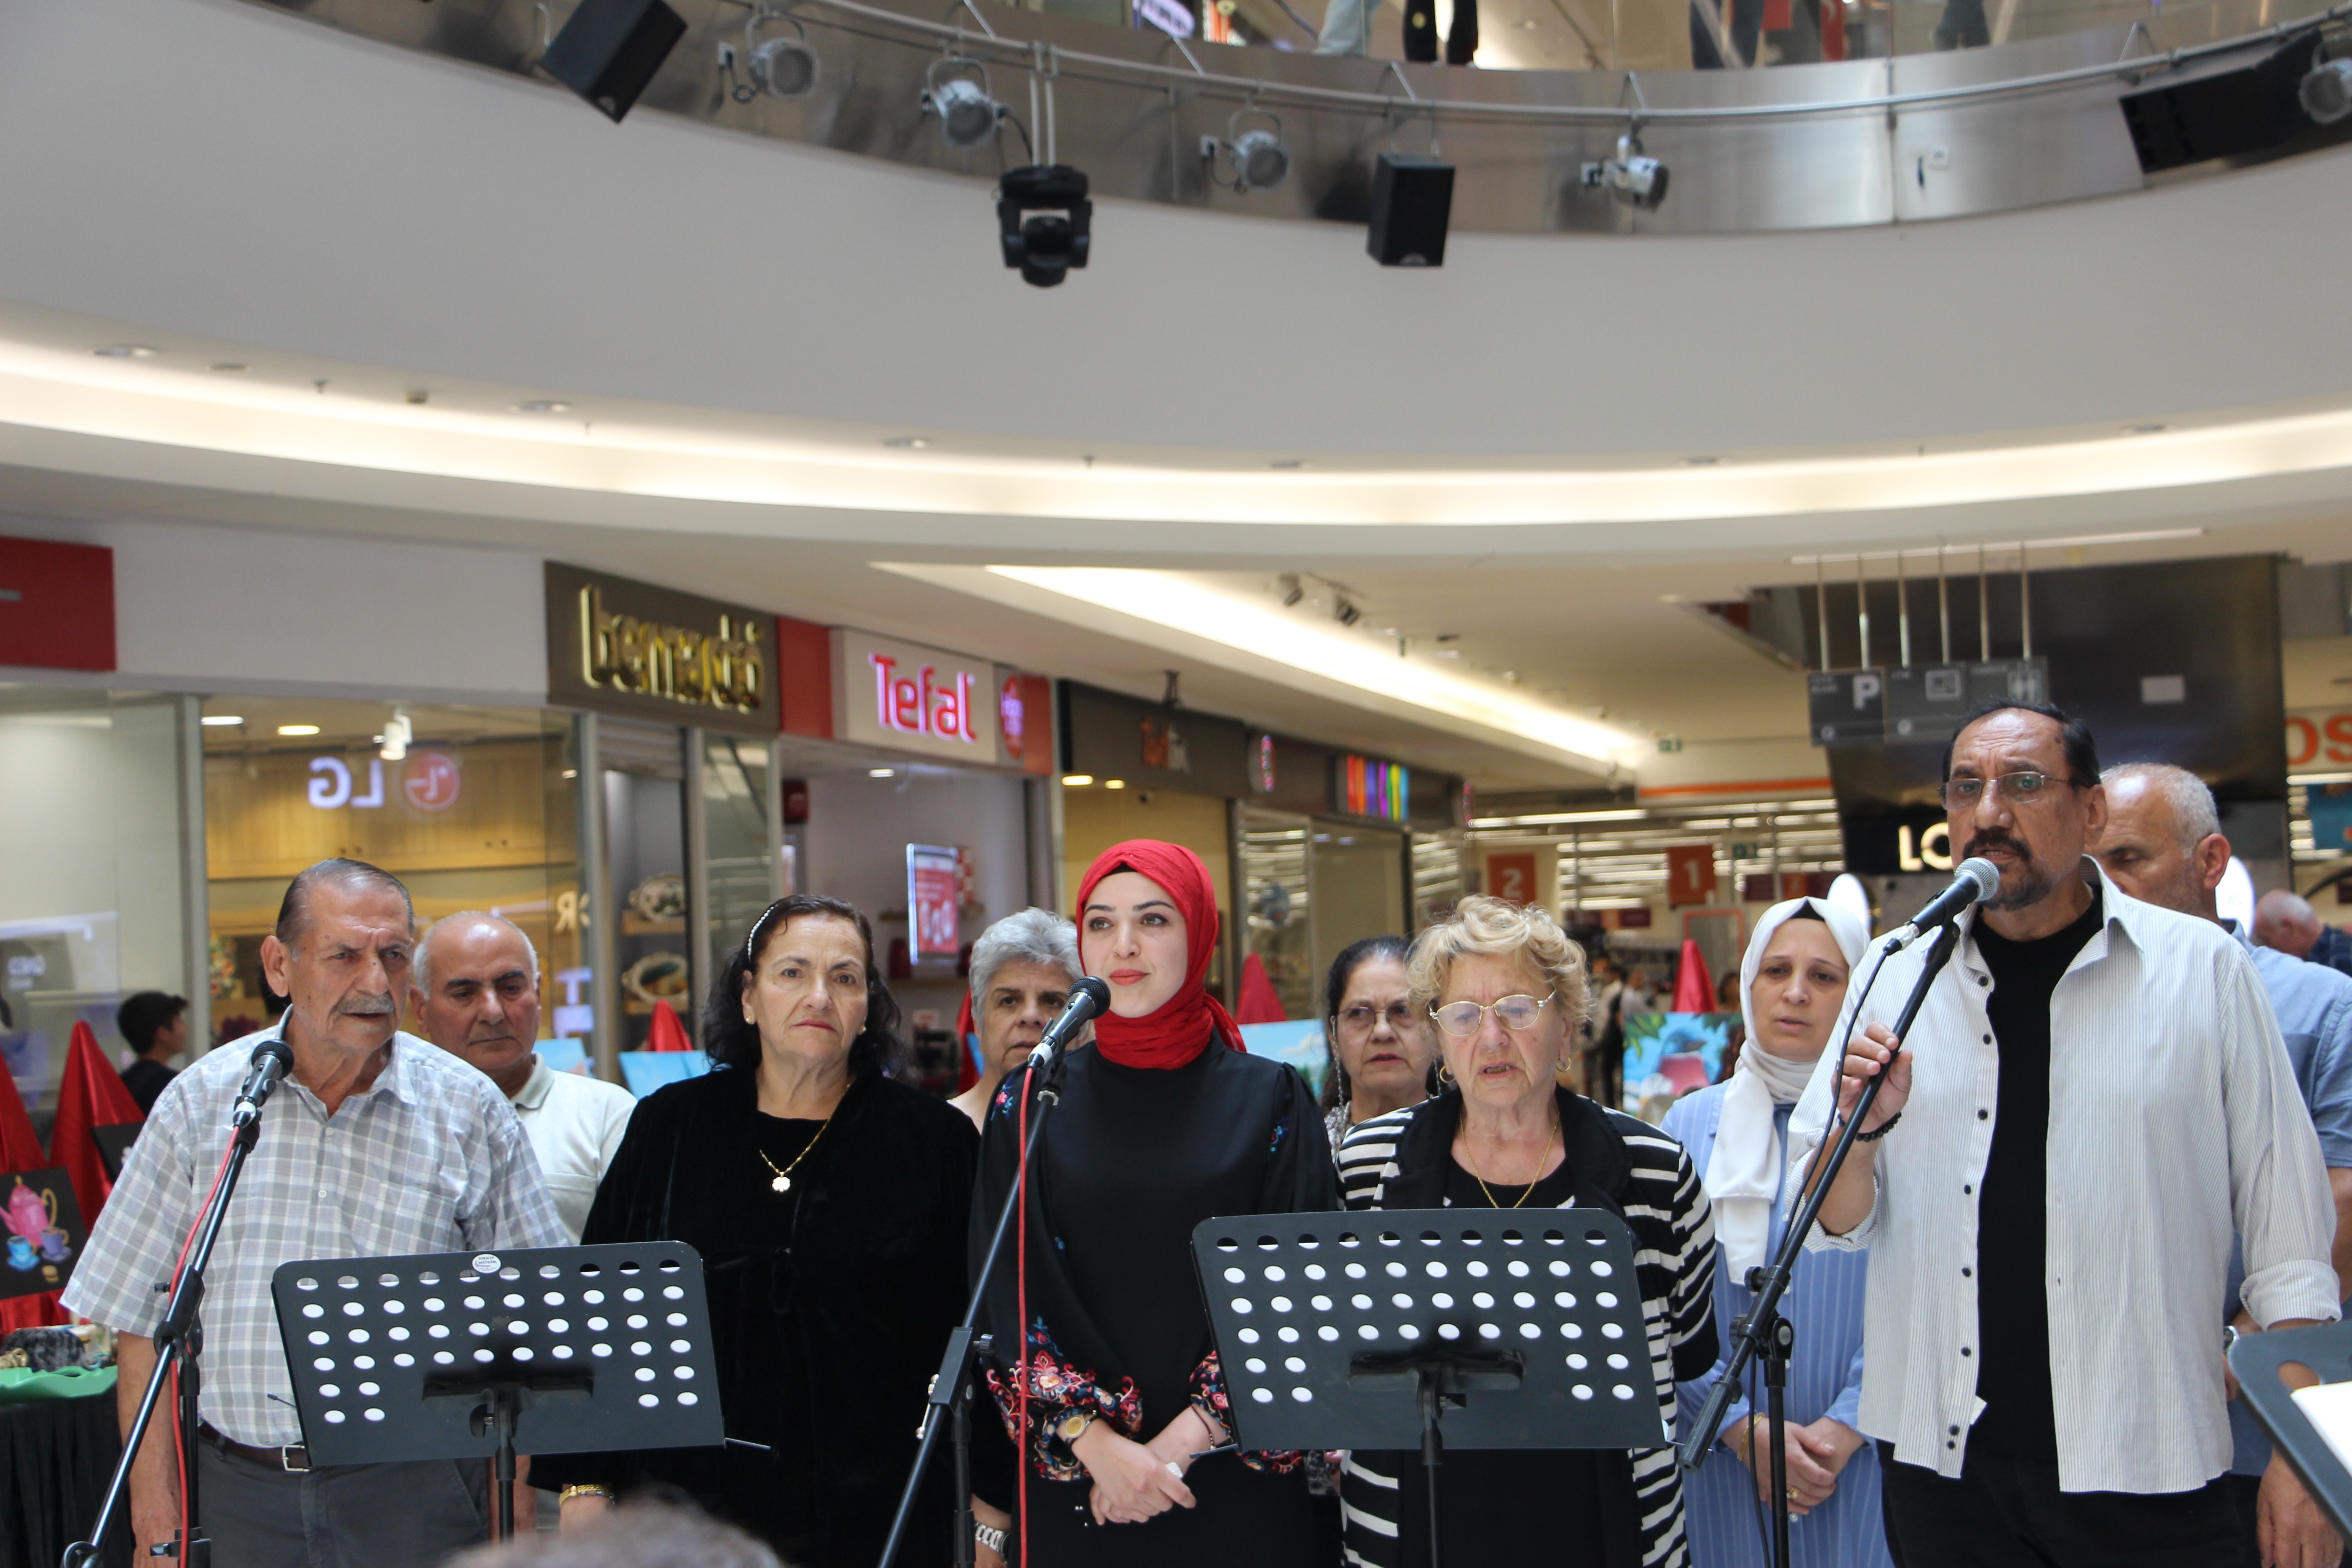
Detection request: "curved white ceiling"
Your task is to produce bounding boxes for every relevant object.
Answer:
[0,0,2348,503]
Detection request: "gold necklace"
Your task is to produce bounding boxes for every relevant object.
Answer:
[756,1116,831,1194]
[1469,1113,1561,1209]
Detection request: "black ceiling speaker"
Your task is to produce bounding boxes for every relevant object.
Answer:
[542,0,688,124]
[1366,153,1455,268]
[2118,33,2322,172]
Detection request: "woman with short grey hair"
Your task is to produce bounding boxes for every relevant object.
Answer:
[950,907,1084,1129]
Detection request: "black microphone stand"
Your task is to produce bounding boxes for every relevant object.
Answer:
[65,1076,286,1568]
[877,1047,1067,1568]
[1680,921,1963,1568]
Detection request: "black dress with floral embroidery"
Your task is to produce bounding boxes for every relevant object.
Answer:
[974,1036,1342,1565]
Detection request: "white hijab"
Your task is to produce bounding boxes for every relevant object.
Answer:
[1704,897,1868,1279]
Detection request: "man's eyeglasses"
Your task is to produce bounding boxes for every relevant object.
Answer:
[1939,770,2079,810]
[1430,994,1552,1037]
[1337,1002,1417,1035]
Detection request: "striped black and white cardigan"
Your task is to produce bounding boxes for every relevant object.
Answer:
[1334,1090,1719,1568]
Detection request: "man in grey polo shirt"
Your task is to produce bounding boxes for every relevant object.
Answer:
[2096,763,2352,1568]
[66,858,562,1567]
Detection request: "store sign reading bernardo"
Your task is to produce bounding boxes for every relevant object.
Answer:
[835,630,1003,766]
[545,563,779,736]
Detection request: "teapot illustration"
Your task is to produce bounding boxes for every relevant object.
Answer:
[4,1177,53,1248]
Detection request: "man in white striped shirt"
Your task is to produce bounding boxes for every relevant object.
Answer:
[1797,703,2341,1568]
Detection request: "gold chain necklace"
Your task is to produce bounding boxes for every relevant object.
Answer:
[1469,1113,1561,1209]
[756,1116,832,1194]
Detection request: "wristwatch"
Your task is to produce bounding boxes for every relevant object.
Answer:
[976,1523,1009,1555]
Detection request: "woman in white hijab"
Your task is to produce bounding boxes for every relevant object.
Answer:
[1661,898,1890,1568]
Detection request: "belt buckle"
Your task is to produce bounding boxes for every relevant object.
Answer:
[280,1445,310,1474]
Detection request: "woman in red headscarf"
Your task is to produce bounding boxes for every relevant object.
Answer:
[970,840,1342,1567]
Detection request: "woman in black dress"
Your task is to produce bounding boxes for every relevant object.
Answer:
[973,839,1340,1566]
[534,894,979,1568]
[1334,896,1719,1568]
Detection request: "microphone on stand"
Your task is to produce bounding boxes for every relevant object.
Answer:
[1026,977,1110,1077]
[232,1038,295,1127]
[1888,857,2001,947]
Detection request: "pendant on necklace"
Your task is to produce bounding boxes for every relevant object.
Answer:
[772,1175,791,1193]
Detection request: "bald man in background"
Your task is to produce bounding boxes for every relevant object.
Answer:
[2258,890,2352,981]
[412,912,635,1243]
[2097,764,2352,1568]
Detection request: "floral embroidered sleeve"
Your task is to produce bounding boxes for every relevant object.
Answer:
[986,1321,1143,1481]
[1188,1351,1309,1474]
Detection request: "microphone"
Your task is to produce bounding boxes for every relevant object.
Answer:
[231,1038,294,1127]
[1026,977,1110,1076]
[1889,857,2001,947]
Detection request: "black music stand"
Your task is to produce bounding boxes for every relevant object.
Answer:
[1193,1211,1661,1568]
[270,1242,725,1539]
[2233,1321,2352,1540]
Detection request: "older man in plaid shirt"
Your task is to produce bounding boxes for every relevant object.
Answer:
[66,858,562,1567]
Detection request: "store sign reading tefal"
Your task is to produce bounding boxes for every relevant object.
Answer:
[544,563,779,736]
[835,630,1003,765]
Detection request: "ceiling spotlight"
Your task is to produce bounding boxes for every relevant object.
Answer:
[998,164,1093,288]
[277,724,322,737]
[1277,573,1305,608]
[93,345,157,359]
[2302,44,2352,123]
[869,767,896,778]
[1583,132,1669,210]
[1061,774,1095,786]
[380,710,412,763]
[514,400,572,413]
[1333,596,1363,627]
[200,714,245,727]
[922,61,1003,150]
[744,13,820,99]
[1204,109,1292,194]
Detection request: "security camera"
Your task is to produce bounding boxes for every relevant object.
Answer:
[1582,133,1669,211]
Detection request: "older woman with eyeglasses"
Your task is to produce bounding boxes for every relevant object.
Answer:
[1335,896,1720,1568]
[1319,934,1441,1153]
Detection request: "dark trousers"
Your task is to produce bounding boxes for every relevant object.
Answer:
[1880,1442,2240,1568]
[1401,0,1477,64]
[196,1438,488,1568]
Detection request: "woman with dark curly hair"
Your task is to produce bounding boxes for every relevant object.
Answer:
[532,895,979,1568]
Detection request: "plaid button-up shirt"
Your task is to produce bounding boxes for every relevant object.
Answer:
[64,1024,564,1446]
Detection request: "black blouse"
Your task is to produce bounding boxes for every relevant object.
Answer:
[973,1039,1342,1566]
[532,1064,979,1568]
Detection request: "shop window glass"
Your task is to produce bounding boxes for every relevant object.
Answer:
[1240,809,1314,1021]
[201,699,582,1055]
[700,731,775,996]
[0,690,190,1118]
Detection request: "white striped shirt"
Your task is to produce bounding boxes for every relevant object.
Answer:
[1335,1097,1717,1568]
[1793,861,2339,1494]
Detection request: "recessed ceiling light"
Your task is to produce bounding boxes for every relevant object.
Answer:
[277,723,321,736]
[1685,455,1720,466]
[514,400,571,414]
[1061,774,1095,786]
[883,436,931,449]
[561,768,578,779]
[2127,422,2168,433]
[1104,779,1127,789]
[1269,459,1309,470]
[200,714,245,727]
[868,767,897,778]
[208,362,247,373]
[93,345,158,359]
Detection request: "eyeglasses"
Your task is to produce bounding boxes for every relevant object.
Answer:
[1939,770,2078,810]
[1336,1001,1417,1035]
[1430,994,1552,1037]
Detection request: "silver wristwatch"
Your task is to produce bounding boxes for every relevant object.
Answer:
[976,1523,1008,1556]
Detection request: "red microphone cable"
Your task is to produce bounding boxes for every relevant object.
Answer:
[1014,1067,1035,1568]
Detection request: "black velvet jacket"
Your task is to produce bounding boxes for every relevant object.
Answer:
[532,1064,979,1568]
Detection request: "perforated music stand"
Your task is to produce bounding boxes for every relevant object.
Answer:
[2233,1321,2352,1539]
[271,1242,725,1538]
[1193,1211,1661,1568]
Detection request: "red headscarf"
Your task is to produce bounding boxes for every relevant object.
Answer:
[1074,839,1245,1069]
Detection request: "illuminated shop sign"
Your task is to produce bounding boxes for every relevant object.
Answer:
[835,631,1003,766]
[908,844,964,961]
[305,752,463,813]
[544,563,779,736]
[1336,754,1409,823]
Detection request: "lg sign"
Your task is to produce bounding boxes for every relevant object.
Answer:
[307,752,462,813]
[870,654,980,746]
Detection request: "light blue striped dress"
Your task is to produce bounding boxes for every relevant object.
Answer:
[1662,1085,1890,1568]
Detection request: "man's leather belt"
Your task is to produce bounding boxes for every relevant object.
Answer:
[198,1423,310,1473]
